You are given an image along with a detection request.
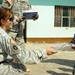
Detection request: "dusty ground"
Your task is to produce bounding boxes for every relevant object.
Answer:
[24,42,75,75]
[0,42,75,75]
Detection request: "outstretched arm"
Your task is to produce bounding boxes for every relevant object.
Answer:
[10,39,57,64]
[0,34,57,64]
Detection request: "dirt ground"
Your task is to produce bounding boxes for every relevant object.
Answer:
[0,42,75,75]
[24,42,75,75]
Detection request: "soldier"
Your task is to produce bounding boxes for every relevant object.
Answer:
[1,0,38,45]
[0,7,57,67]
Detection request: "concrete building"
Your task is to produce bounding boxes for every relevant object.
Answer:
[27,0,75,43]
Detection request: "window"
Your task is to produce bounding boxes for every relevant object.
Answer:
[55,6,75,27]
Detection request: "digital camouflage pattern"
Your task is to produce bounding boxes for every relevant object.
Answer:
[0,26,47,75]
[2,0,31,44]
[0,27,47,63]
[0,0,41,75]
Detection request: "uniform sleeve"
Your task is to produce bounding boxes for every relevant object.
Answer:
[0,34,47,64]
[1,0,12,9]
[0,34,19,55]
[17,47,47,64]
[0,34,10,54]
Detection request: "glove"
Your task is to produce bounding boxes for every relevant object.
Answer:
[32,14,39,21]
[16,17,24,22]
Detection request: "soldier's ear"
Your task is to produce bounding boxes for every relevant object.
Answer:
[1,19,5,25]
[7,0,13,5]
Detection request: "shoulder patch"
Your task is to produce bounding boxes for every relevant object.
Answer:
[10,44,19,55]
[13,45,18,50]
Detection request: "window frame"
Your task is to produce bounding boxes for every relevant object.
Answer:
[54,6,75,27]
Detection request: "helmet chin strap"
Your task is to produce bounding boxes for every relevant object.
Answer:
[7,0,13,5]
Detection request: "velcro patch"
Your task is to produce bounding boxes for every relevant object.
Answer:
[10,44,19,55]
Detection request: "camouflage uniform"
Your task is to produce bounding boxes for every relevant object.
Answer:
[0,27,47,64]
[0,1,42,75]
[0,27,47,75]
[1,0,31,44]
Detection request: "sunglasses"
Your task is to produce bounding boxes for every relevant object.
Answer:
[9,17,14,22]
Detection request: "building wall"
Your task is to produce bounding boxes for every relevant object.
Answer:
[25,0,75,43]
[27,5,75,38]
[29,0,75,6]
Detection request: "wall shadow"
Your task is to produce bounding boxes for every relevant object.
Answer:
[42,59,75,67]
[46,70,71,75]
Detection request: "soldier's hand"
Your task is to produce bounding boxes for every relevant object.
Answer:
[32,14,39,21]
[7,0,13,5]
[16,16,23,22]
[46,48,57,55]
